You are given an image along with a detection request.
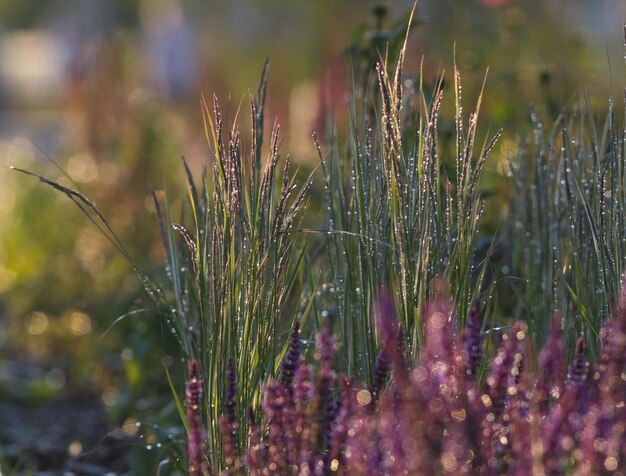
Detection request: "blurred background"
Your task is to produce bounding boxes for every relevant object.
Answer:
[0,0,624,472]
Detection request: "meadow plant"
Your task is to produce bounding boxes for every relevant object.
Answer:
[318,12,501,383]
[506,90,626,353]
[158,59,314,470]
[186,360,209,475]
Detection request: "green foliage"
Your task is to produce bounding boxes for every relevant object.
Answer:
[505,95,626,355]
[320,18,500,381]
[149,61,313,470]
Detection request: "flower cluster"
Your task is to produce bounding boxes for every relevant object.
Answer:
[186,360,210,475]
[187,291,626,474]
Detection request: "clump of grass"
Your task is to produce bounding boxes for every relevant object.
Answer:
[505,89,626,354]
[317,9,501,382]
[153,59,315,470]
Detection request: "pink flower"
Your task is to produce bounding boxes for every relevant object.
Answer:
[186,360,210,475]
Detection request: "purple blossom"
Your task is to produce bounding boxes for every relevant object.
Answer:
[280,320,301,391]
[294,362,314,404]
[567,336,588,384]
[220,359,239,474]
[315,322,335,373]
[464,300,484,378]
[312,324,338,471]
[186,360,210,475]
[329,377,355,471]
[225,358,237,426]
[244,406,265,475]
[537,314,566,409]
[203,295,626,474]
[368,350,389,411]
[423,298,454,364]
[261,382,290,473]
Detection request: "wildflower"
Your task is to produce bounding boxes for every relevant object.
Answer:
[220,359,240,475]
[225,358,237,426]
[186,360,210,475]
[368,350,389,411]
[464,301,484,378]
[537,314,565,408]
[280,320,301,391]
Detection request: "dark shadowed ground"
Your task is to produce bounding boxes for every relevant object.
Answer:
[0,360,134,475]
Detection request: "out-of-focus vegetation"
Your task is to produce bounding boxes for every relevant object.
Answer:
[0,0,624,472]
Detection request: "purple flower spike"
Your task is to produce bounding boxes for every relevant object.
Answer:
[329,377,355,470]
[537,314,565,406]
[186,360,210,475]
[293,362,314,471]
[481,325,528,474]
[262,382,289,473]
[280,320,301,390]
[368,350,389,411]
[225,358,237,425]
[464,300,484,378]
[219,415,240,475]
[567,337,588,384]
[313,324,337,460]
[484,324,524,420]
[375,292,408,389]
[294,362,314,404]
[244,406,265,474]
[422,299,455,390]
[220,359,240,474]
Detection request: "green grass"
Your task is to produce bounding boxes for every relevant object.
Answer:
[318,43,500,383]
[150,60,316,470]
[505,94,626,358]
